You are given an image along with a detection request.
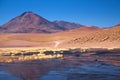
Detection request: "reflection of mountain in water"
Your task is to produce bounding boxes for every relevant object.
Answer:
[4,60,55,80]
[2,55,120,80]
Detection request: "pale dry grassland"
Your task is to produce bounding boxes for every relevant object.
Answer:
[0,47,66,63]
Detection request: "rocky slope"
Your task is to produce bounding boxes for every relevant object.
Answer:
[60,26,120,48]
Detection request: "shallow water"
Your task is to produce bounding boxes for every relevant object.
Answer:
[0,55,120,80]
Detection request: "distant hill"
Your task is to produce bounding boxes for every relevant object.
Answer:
[60,26,120,48]
[114,23,120,27]
[0,12,83,33]
[54,20,83,30]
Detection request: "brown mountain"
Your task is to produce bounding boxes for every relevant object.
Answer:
[0,12,84,33]
[0,12,65,33]
[60,26,120,48]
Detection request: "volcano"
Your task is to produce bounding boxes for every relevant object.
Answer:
[0,12,84,33]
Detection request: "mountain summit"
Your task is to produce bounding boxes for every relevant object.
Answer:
[0,12,83,33]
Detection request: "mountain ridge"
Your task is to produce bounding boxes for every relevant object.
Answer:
[0,12,86,33]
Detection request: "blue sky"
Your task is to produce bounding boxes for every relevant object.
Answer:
[0,0,120,28]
